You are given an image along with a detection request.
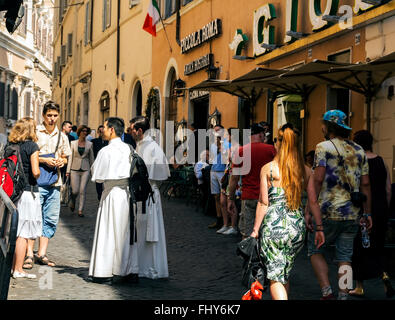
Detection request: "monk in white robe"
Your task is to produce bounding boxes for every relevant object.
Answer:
[130,117,170,279]
[89,118,138,280]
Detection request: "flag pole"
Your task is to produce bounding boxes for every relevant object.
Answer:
[158,15,173,53]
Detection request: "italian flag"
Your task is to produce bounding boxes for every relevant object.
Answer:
[143,0,161,36]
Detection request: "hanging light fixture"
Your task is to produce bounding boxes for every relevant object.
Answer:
[206,64,219,80]
[173,78,186,98]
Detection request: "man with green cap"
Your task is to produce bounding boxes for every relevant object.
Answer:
[306,109,372,300]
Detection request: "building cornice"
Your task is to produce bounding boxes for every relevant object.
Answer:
[0,32,36,61]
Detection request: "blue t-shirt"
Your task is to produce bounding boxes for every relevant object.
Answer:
[210,139,231,172]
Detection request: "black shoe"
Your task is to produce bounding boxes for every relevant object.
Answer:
[85,276,113,284]
[126,273,139,284]
[384,280,395,298]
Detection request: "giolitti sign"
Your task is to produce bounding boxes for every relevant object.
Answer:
[252,0,389,57]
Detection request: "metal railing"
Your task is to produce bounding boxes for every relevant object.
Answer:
[0,187,18,300]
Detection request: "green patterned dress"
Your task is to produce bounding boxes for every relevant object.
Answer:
[259,165,306,284]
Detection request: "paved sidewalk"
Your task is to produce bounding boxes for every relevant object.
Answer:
[7,182,395,300]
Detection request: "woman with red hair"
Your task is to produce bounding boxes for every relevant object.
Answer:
[250,123,324,300]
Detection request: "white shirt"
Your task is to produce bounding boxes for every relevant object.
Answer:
[91,137,132,182]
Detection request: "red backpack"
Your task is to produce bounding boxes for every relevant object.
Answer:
[0,143,27,202]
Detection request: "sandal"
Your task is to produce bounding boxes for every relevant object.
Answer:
[34,254,56,267]
[23,256,34,270]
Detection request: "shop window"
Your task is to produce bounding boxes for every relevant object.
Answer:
[276,95,303,135]
[327,50,351,123]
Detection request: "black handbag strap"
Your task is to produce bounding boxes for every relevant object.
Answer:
[329,139,355,192]
[54,130,61,154]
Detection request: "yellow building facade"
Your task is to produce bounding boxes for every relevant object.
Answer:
[151,0,395,181]
[52,0,152,135]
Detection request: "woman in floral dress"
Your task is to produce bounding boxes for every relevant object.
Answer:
[250,123,325,300]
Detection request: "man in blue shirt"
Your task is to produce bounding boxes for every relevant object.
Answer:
[208,125,231,229]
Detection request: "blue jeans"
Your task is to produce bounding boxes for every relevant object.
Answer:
[307,219,359,263]
[39,186,61,239]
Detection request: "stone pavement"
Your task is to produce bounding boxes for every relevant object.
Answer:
[7,182,395,300]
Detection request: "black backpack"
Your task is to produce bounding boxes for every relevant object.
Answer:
[127,144,154,244]
[0,143,27,203]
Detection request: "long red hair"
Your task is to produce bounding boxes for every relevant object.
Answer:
[276,124,305,210]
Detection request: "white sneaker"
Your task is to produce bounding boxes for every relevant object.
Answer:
[216,226,230,234]
[12,271,37,279]
[223,227,238,235]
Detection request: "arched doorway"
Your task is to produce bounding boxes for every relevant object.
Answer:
[166,68,177,123]
[99,91,109,124]
[131,81,142,118]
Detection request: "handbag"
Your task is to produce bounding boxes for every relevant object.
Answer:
[237,237,268,289]
[37,132,61,187]
[60,176,71,204]
[329,140,367,209]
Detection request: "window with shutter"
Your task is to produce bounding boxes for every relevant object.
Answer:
[57,56,61,75]
[67,33,73,57]
[103,0,111,31]
[18,5,27,37]
[0,82,4,117]
[25,92,31,117]
[11,88,18,120]
[129,0,140,8]
[54,62,58,80]
[84,1,91,45]
[42,28,47,56]
[60,45,66,66]
[59,0,64,22]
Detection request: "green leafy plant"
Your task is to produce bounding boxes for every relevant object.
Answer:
[145,87,160,121]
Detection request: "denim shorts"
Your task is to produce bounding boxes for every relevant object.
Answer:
[39,186,61,239]
[210,171,225,195]
[307,219,359,263]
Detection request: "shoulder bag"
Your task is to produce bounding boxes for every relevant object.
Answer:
[37,132,61,187]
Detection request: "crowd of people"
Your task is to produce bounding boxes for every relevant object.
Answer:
[191,110,394,300]
[4,99,395,300]
[7,101,169,285]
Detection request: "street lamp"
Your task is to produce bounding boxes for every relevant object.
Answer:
[33,58,40,69]
[206,65,219,80]
[173,78,186,98]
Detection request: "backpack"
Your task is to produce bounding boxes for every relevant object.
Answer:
[0,143,27,203]
[127,144,154,244]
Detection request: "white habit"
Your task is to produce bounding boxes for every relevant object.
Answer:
[88,137,138,278]
[135,135,170,279]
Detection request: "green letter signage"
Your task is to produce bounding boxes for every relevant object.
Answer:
[229,29,249,56]
[253,3,277,56]
[309,0,339,31]
[284,0,299,43]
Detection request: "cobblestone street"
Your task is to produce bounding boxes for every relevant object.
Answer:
[7,182,395,300]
